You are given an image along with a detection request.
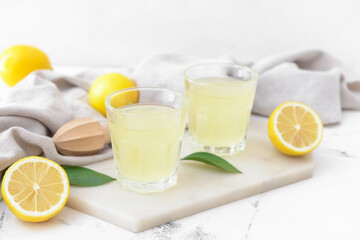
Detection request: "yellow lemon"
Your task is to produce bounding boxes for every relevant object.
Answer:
[89,73,137,116]
[0,45,52,86]
[268,101,323,156]
[1,156,69,222]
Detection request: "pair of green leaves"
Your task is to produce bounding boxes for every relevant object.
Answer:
[64,152,242,187]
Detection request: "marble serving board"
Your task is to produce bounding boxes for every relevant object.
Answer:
[66,115,314,233]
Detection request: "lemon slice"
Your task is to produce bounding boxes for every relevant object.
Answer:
[268,101,323,156]
[1,156,69,222]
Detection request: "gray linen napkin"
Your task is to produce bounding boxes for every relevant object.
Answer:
[251,49,360,124]
[0,70,113,172]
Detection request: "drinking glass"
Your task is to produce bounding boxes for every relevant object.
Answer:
[184,63,258,155]
[105,88,187,193]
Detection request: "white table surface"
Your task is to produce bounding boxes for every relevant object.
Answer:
[1,66,360,240]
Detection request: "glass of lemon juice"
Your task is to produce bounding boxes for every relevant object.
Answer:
[185,63,258,155]
[105,88,187,193]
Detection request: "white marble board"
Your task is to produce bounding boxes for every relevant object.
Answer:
[65,115,314,232]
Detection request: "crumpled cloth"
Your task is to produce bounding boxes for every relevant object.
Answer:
[251,50,360,124]
[0,49,360,174]
[0,71,114,173]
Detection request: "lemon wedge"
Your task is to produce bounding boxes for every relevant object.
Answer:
[1,156,69,222]
[268,101,323,156]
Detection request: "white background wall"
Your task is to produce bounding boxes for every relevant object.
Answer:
[0,0,359,69]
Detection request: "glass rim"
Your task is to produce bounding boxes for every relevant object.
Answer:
[184,62,258,86]
[105,87,188,114]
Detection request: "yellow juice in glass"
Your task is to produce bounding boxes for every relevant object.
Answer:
[185,72,257,155]
[108,103,186,192]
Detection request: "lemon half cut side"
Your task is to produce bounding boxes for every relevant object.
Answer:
[1,156,69,222]
[268,101,323,156]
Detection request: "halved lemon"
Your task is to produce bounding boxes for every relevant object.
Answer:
[1,156,69,222]
[268,101,323,156]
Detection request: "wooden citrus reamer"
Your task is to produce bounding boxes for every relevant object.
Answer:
[53,118,111,156]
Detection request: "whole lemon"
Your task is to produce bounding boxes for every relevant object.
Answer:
[0,45,52,86]
[89,73,136,116]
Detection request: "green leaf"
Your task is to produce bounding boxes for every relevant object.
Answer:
[63,166,115,187]
[181,152,242,173]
